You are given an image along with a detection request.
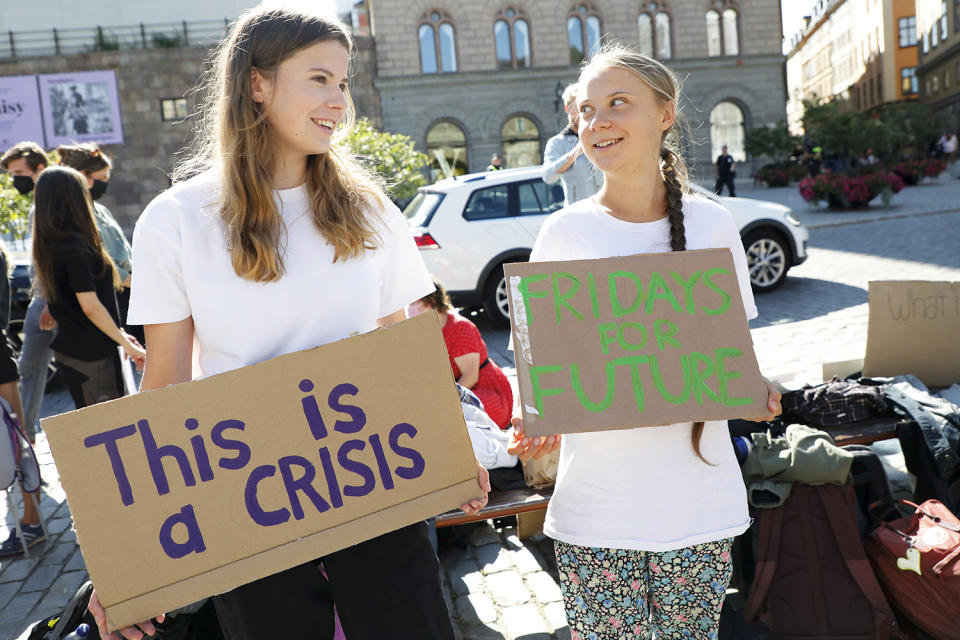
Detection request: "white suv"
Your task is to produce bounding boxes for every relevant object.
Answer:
[404,166,808,327]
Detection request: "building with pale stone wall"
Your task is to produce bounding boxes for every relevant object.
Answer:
[368,0,786,181]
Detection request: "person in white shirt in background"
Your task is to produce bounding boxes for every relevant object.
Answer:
[86,6,488,640]
[510,46,782,639]
[542,84,603,206]
[939,131,958,164]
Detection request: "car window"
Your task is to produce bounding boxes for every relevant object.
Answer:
[463,184,510,220]
[527,180,565,215]
[518,182,543,217]
[403,192,445,227]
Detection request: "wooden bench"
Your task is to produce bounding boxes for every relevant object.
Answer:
[431,418,914,532]
[434,487,553,529]
[825,416,914,447]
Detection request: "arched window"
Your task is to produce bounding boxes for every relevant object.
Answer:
[567,3,602,64]
[638,2,672,59]
[501,115,541,168]
[710,101,746,162]
[426,121,468,181]
[722,8,739,55]
[706,10,721,56]
[494,7,532,69]
[706,1,739,57]
[418,10,457,74]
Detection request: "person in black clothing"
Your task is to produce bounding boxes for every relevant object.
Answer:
[31,166,144,407]
[714,144,736,197]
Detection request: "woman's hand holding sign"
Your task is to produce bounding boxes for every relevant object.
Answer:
[459,458,491,515]
[742,378,783,422]
[89,591,164,640]
[507,416,562,461]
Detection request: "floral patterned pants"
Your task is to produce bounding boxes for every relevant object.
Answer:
[554,538,734,639]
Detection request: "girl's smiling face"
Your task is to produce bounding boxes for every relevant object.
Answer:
[251,39,350,163]
[576,66,675,176]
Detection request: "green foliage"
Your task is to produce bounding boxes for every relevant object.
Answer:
[801,99,947,159]
[0,173,32,241]
[92,29,121,51]
[745,121,800,159]
[151,31,184,48]
[342,118,428,203]
[802,99,896,157]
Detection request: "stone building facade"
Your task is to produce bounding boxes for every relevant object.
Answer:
[369,0,787,181]
[785,0,918,134]
[916,0,960,131]
[0,33,379,232]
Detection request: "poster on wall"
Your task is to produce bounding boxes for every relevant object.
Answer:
[38,70,124,146]
[0,75,45,151]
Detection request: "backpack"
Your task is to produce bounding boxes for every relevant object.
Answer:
[742,484,898,639]
[843,445,900,538]
[865,499,960,640]
[0,396,40,494]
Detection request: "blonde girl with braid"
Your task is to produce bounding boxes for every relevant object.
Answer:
[509,46,782,639]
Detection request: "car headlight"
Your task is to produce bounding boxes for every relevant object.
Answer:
[783,210,801,226]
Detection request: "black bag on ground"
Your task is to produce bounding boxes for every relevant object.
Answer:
[742,484,898,639]
[896,421,960,513]
[843,445,901,538]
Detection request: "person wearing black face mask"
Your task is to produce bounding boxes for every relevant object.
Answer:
[56,144,140,348]
[1,141,48,197]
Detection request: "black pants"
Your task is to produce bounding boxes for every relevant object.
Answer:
[212,521,455,640]
[714,173,736,197]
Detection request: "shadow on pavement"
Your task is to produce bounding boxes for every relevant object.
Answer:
[751,277,866,329]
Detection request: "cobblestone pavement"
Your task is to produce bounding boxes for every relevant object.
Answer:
[2,180,960,639]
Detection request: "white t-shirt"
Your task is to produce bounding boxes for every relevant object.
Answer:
[531,193,758,552]
[128,169,434,378]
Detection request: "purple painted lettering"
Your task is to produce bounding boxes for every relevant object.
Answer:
[368,434,394,490]
[83,424,137,506]
[317,447,343,509]
[244,464,290,526]
[389,423,426,480]
[337,439,375,498]
[158,504,206,559]
[278,455,330,520]
[139,419,195,496]
[329,383,366,434]
[211,419,250,470]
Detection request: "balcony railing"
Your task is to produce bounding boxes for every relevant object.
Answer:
[0,19,232,60]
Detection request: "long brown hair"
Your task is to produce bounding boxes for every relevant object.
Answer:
[32,166,119,303]
[580,46,711,464]
[175,6,385,282]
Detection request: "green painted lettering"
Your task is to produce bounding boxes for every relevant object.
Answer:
[670,270,702,315]
[644,271,683,314]
[608,271,644,317]
[552,273,583,324]
[598,323,618,355]
[648,353,692,404]
[587,272,600,319]
[715,347,753,407]
[689,351,720,406]
[653,319,681,351]
[612,355,651,413]
[517,274,550,324]
[617,322,648,351]
[529,365,566,417]
[701,268,732,316]
[570,362,616,413]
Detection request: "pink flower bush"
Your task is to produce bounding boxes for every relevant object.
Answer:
[798,170,904,208]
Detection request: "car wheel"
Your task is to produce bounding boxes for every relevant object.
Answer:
[743,229,790,292]
[482,265,513,329]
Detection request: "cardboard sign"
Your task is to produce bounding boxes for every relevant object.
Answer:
[42,313,479,631]
[863,281,960,387]
[505,249,767,437]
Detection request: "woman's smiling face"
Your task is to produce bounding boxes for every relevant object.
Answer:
[576,66,675,176]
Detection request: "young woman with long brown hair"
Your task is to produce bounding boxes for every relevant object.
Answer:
[31,166,144,406]
[87,6,488,640]
[511,46,782,639]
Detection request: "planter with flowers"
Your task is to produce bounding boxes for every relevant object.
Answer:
[753,162,807,187]
[887,158,947,185]
[798,170,905,209]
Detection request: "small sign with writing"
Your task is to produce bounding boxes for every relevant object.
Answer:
[863,280,960,386]
[42,313,479,631]
[505,249,767,437]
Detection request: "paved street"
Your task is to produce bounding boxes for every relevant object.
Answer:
[2,178,960,639]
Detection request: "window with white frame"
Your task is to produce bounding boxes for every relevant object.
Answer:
[706,1,739,57]
[494,7,531,69]
[418,10,457,74]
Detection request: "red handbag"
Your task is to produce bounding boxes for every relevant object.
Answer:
[865,499,960,640]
